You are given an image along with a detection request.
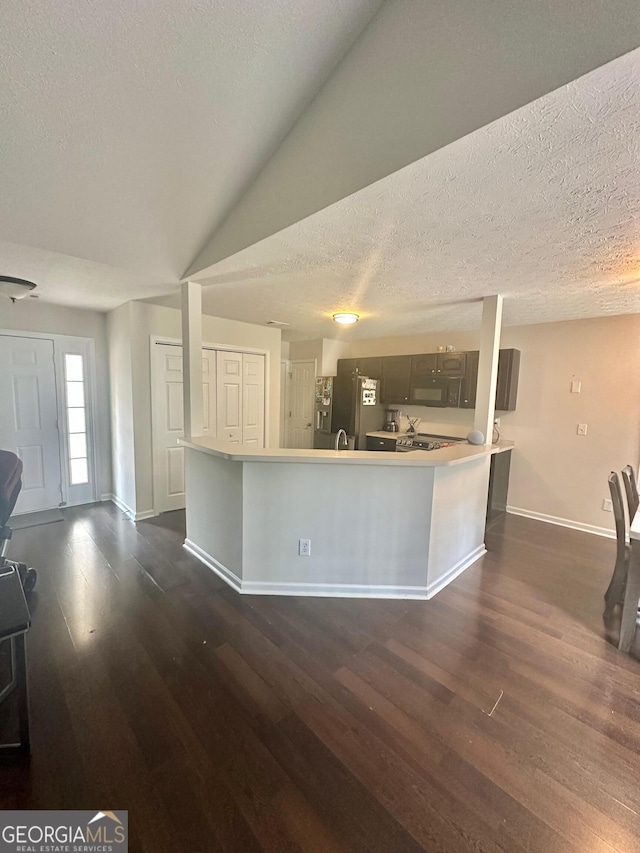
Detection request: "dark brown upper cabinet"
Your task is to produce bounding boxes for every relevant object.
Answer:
[460,350,479,409]
[335,348,520,412]
[495,349,520,411]
[356,357,383,380]
[436,351,467,376]
[410,353,438,376]
[460,349,520,411]
[380,355,412,403]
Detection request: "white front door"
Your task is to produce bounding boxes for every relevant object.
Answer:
[151,344,217,514]
[288,360,315,449]
[242,354,265,447]
[216,351,243,444]
[0,335,62,513]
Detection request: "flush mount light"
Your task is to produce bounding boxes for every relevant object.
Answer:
[0,276,37,301]
[332,312,359,325]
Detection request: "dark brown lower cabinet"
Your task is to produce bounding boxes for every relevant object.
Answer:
[486,449,512,527]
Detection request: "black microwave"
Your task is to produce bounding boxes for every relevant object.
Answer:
[409,376,461,407]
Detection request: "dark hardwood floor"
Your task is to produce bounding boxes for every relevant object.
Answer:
[1,502,639,852]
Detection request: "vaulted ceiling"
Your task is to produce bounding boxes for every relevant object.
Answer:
[149,48,640,340]
[1,0,640,332]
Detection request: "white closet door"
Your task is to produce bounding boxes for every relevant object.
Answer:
[216,352,243,444]
[242,354,265,447]
[0,335,62,513]
[152,344,216,514]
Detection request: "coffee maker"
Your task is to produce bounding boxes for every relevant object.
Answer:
[383,409,399,432]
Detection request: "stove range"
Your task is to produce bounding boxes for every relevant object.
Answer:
[396,434,461,452]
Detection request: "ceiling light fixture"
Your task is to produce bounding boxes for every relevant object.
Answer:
[0,276,37,301]
[332,312,359,325]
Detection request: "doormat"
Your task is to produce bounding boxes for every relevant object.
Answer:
[10,508,64,530]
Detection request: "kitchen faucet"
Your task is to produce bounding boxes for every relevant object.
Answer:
[335,429,348,451]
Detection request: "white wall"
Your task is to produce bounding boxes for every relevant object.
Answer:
[106,303,135,512]
[289,337,350,376]
[107,301,281,517]
[345,314,640,534]
[1,299,112,499]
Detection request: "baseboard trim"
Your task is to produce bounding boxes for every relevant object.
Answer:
[135,510,156,521]
[108,493,135,519]
[184,539,482,600]
[506,506,615,540]
[183,540,243,593]
[104,494,155,522]
[426,545,487,599]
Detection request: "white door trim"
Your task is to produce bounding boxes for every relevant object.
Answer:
[0,328,99,508]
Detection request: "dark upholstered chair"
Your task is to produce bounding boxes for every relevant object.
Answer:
[604,472,629,618]
[622,464,639,522]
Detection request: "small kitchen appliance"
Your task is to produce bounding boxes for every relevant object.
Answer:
[383,409,399,432]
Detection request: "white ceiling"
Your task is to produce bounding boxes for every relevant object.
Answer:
[147,48,640,340]
[0,0,381,300]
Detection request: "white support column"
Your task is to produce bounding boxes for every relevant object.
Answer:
[181,281,203,438]
[474,294,503,444]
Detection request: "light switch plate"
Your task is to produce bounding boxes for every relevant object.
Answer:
[571,380,582,393]
[577,423,588,436]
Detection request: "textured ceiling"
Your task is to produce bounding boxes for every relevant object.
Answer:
[0,0,381,298]
[147,49,640,340]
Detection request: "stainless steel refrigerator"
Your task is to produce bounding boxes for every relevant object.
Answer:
[331,372,382,450]
[313,376,334,449]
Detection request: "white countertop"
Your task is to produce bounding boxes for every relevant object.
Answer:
[180,436,514,467]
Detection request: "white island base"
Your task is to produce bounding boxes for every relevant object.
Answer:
[180,439,503,600]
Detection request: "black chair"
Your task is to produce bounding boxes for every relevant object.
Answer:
[0,451,36,594]
[604,472,629,617]
[0,450,34,753]
[622,464,639,522]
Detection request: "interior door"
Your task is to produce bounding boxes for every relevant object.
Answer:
[288,360,315,448]
[242,354,265,447]
[152,344,216,514]
[0,335,62,513]
[216,351,243,444]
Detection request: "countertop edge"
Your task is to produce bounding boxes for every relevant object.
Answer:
[180,437,514,467]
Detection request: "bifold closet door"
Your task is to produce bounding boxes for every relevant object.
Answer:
[216,352,243,444]
[152,344,216,514]
[242,354,265,447]
[216,352,265,447]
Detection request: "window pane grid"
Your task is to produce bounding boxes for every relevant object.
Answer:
[64,354,89,485]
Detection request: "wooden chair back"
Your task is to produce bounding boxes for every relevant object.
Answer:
[622,465,639,521]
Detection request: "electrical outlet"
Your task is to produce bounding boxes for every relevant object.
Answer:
[577,423,588,436]
[494,417,501,428]
[299,539,311,557]
[602,498,613,512]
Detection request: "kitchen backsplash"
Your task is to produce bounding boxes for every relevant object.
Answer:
[394,405,475,438]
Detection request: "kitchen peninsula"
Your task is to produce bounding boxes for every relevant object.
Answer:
[180,436,512,600]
